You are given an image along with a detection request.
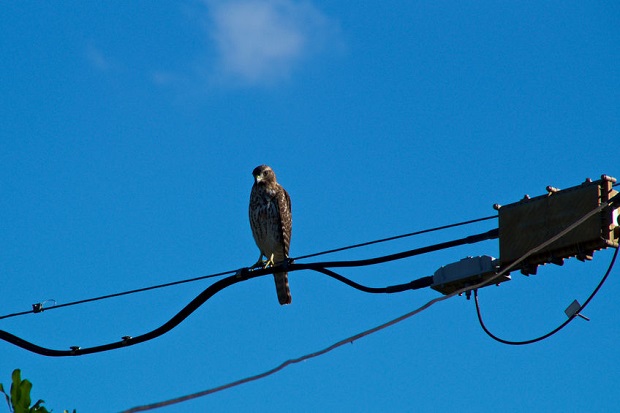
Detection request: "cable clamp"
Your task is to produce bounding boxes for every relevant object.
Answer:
[235,267,251,278]
[32,299,57,314]
[565,299,590,321]
[282,258,294,271]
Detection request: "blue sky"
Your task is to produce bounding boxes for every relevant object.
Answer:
[1,1,619,412]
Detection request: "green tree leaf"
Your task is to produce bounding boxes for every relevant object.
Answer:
[3,370,68,413]
[14,379,32,413]
[10,369,22,409]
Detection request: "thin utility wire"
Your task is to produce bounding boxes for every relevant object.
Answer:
[120,199,617,413]
[475,246,618,345]
[0,269,238,321]
[295,214,497,260]
[0,215,496,321]
[120,291,458,413]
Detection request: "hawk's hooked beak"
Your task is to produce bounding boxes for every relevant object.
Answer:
[254,174,262,183]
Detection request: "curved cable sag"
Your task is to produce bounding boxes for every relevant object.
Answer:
[474,246,618,345]
[0,266,437,357]
[0,228,498,354]
[294,215,497,260]
[313,267,434,293]
[0,270,258,357]
[0,227,498,322]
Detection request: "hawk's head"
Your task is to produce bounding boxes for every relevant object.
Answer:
[252,165,277,185]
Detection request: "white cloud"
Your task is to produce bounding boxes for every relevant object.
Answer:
[206,0,338,85]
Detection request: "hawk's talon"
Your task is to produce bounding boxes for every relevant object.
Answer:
[250,253,278,271]
[265,253,275,268]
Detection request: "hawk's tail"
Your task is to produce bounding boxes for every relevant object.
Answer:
[274,273,292,305]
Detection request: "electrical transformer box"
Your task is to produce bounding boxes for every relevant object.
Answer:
[498,175,619,275]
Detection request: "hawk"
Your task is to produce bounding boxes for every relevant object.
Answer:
[249,165,292,305]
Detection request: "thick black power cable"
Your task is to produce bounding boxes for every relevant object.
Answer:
[0,269,432,357]
[0,219,498,321]
[0,228,498,356]
[474,246,618,345]
[314,267,433,293]
[0,270,257,357]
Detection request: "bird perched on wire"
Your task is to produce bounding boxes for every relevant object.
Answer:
[249,165,293,305]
